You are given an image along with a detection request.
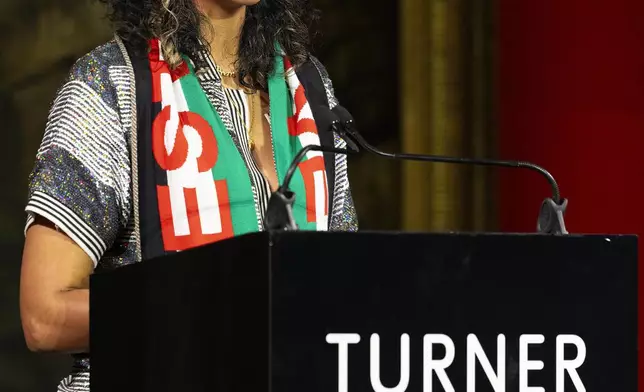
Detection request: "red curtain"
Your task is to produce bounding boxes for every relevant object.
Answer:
[497,0,644,385]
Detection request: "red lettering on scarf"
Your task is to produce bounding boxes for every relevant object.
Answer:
[151,77,233,251]
[152,106,189,171]
[182,112,218,172]
[152,109,218,172]
[288,85,319,136]
[157,181,234,251]
[170,61,190,81]
[298,156,328,222]
[149,39,190,100]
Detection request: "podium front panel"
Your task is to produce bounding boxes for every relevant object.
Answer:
[269,232,637,392]
[90,233,271,392]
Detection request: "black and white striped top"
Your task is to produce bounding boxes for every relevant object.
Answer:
[198,52,273,228]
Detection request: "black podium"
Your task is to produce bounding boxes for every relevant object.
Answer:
[90,231,637,392]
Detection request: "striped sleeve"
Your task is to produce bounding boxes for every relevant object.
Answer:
[25,48,131,267]
[26,191,108,264]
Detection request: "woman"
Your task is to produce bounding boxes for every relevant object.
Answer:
[19,0,358,390]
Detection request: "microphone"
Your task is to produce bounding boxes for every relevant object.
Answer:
[331,105,568,235]
[263,109,356,231]
[311,105,360,153]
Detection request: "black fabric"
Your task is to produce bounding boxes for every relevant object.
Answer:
[125,45,337,261]
[123,41,167,261]
[295,60,337,218]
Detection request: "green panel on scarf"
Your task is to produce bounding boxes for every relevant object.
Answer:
[180,59,260,235]
[268,55,317,230]
[173,50,320,233]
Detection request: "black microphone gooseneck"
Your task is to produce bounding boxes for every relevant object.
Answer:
[263,111,356,231]
[331,105,569,235]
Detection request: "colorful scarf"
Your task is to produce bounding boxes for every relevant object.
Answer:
[146,39,328,253]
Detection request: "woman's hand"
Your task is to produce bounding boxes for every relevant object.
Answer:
[20,216,93,353]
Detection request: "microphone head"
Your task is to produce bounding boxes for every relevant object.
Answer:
[332,105,354,127]
[313,104,360,152]
[311,104,341,133]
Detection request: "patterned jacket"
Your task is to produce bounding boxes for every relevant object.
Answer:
[24,36,358,391]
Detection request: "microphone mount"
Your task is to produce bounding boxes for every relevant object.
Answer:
[333,107,568,235]
[263,144,354,231]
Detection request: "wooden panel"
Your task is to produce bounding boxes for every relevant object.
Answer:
[401,0,496,232]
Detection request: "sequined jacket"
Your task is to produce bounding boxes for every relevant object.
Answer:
[24,36,358,391]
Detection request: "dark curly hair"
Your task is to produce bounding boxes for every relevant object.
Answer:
[98,0,319,89]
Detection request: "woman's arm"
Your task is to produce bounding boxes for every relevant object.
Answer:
[20,218,93,352]
[19,41,131,353]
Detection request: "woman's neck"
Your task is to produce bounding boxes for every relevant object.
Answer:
[199,1,247,73]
